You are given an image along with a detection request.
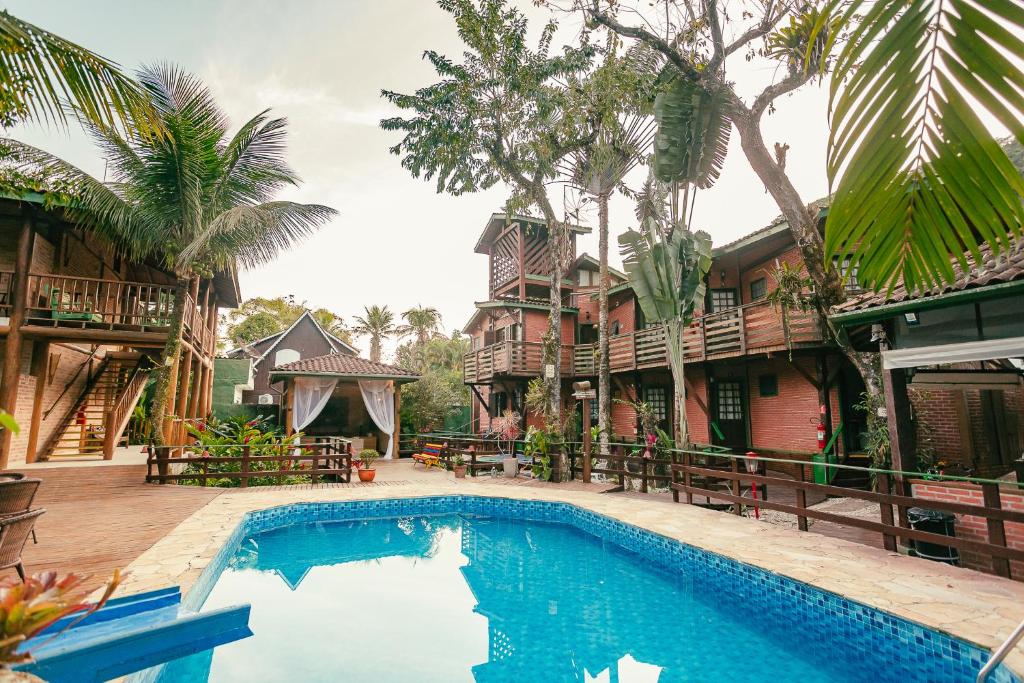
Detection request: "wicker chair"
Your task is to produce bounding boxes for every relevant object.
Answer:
[0,509,45,581]
[0,478,41,544]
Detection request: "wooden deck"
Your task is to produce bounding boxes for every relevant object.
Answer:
[11,465,221,593]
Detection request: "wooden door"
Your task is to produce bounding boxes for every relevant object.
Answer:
[711,380,747,452]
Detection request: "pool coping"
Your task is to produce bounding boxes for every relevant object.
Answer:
[115,479,1024,677]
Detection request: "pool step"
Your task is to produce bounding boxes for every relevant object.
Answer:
[16,586,251,683]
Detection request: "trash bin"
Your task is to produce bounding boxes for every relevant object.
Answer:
[907,507,959,565]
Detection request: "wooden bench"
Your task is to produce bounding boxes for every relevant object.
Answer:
[412,443,446,469]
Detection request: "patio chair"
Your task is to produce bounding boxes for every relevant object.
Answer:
[0,478,41,544]
[412,443,446,469]
[0,509,45,581]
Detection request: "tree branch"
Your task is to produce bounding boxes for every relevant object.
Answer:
[704,0,725,72]
[724,2,785,58]
[584,0,700,81]
[750,70,813,120]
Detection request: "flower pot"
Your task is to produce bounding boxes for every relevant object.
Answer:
[358,468,376,483]
[453,465,467,479]
[503,457,518,478]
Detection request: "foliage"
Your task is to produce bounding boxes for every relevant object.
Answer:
[522,425,555,482]
[352,305,397,363]
[398,306,442,345]
[357,448,380,469]
[764,262,816,357]
[854,390,890,473]
[493,409,522,456]
[0,411,18,434]
[183,415,305,487]
[224,295,352,349]
[652,72,729,189]
[452,451,465,467]
[826,0,1024,293]
[397,333,470,433]
[0,11,159,134]
[0,570,121,665]
[615,398,658,440]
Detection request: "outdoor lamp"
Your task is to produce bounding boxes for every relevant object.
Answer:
[744,451,760,474]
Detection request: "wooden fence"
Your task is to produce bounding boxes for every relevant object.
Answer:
[146,437,352,487]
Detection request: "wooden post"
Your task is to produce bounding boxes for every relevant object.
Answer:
[795,463,809,531]
[173,347,192,444]
[982,483,1011,579]
[682,450,693,504]
[0,213,34,468]
[240,444,250,488]
[517,223,526,300]
[582,396,592,483]
[185,357,200,419]
[877,472,898,551]
[25,342,49,463]
[284,380,295,437]
[162,352,180,444]
[392,382,401,459]
[881,344,914,535]
[731,457,742,515]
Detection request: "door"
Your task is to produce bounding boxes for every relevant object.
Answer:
[708,289,738,312]
[711,380,747,452]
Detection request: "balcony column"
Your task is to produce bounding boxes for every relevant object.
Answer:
[0,212,34,468]
[518,223,526,300]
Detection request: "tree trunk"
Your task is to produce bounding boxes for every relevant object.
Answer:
[731,110,883,401]
[597,192,611,456]
[370,336,381,363]
[665,319,690,450]
[149,278,189,447]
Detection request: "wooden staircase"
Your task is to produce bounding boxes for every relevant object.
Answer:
[831,452,872,490]
[40,353,149,460]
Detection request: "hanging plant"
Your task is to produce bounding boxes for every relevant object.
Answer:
[764,262,816,358]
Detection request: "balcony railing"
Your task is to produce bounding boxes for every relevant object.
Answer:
[18,274,214,354]
[463,300,823,382]
[0,270,12,321]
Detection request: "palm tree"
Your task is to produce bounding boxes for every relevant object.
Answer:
[5,64,336,444]
[353,305,398,362]
[399,305,442,346]
[0,11,157,133]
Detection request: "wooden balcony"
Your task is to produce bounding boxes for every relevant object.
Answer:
[6,273,215,354]
[463,301,824,383]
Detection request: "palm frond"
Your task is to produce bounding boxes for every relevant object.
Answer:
[213,109,300,209]
[652,70,730,189]
[0,11,159,135]
[826,0,1024,293]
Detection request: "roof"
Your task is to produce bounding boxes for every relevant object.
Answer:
[461,299,580,333]
[572,253,627,282]
[831,241,1024,325]
[225,310,357,360]
[713,198,830,257]
[269,353,419,382]
[474,213,591,254]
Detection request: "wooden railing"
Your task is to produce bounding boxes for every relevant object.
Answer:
[146,437,353,487]
[464,300,824,382]
[0,270,12,320]
[25,274,177,331]
[102,366,149,459]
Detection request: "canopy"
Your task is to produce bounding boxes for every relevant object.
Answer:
[882,336,1024,369]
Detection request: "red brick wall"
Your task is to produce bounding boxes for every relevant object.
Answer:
[608,297,636,335]
[685,367,710,444]
[747,357,824,454]
[739,246,806,305]
[911,481,1024,580]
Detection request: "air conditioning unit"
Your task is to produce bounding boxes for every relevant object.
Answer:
[257,394,274,405]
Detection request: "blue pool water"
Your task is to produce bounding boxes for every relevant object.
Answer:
[144,497,1011,683]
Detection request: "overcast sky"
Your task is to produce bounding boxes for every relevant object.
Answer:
[7,1,1011,360]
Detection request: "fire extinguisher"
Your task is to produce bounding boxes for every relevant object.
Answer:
[816,420,826,452]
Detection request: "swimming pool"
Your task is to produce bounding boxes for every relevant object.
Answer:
[138,496,1014,682]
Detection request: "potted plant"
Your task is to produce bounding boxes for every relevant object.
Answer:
[452,452,467,479]
[357,449,379,482]
[0,570,121,682]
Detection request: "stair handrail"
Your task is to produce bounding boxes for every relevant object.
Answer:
[42,347,105,420]
[103,364,149,459]
[977,616,1024,683]
[37,356,111,460]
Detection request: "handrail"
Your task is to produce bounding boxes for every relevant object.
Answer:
[977,617,1024,682]
[42,347,105,419]
[38,355,111,459]
[103,365,148,458]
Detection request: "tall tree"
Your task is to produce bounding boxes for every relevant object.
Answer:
[0,11,157,134]
[396,333,471,432]
[6,64,336,444]
[381,0,597,423]
[225,295,352,349]
[352,305,398,363]
[398,305,443,346]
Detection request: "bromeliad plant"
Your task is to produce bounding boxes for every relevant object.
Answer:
[0,570,121,669]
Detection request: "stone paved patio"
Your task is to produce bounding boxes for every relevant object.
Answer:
[117,461,1024,677]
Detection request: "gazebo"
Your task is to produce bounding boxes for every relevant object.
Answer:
[269,353,419,458]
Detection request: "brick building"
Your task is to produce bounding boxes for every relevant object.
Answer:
[0,194,236,466]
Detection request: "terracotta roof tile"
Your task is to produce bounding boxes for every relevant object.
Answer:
[272,353,418,379]
[833,240,1024,314]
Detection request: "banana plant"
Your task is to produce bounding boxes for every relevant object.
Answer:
[619,215,711,449]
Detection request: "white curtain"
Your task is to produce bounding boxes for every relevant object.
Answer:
[359,380,396,459]
[291,377,339,432]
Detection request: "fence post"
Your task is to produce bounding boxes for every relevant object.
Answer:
[731,457,742,516]
[240,444,250,488]
[683,450,693,505]
[876,473,897,552]
[641,456,649,494]
[982,483,1011,579]
[200,456,208,488]
[795,463,809,531]
[671,450,680,503]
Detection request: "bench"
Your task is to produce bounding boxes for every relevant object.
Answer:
[412,443,445,469]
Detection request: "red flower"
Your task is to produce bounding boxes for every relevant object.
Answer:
[243,435,252,444]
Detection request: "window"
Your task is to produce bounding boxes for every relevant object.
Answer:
[232,386,243,405]
[642,387,667,422]
[833,256,862,292]
[579,269,598,287]
[749,278,767,301]
[611,321,621,336]
[274,348,300,366]
[489,391,508,418]
[589,393,599,423]
[716,382,744,421]
[709,289,737,312]
[758,374,778,397]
